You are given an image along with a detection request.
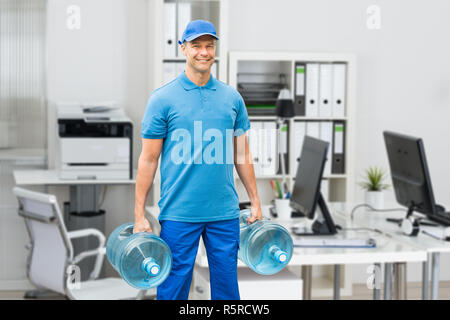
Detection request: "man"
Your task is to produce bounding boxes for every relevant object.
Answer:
[134,20,262,300]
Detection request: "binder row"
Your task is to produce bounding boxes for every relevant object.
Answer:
[247,121,278,176]
[164,2,191,58]
[292,121,345,177]
[294,62,347,118]
[247,120,345,177]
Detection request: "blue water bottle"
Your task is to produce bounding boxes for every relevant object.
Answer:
[106,222,172,289]
[238,209,293,275]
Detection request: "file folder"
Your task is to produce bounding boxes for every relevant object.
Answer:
[332,63,347,118]
[176,62,185,76]
[320,121,333,176]
[319,63,333,117]
[163,62,177,85]
[277,120,289,175]
[248,121,262,176]
[305,63,319,117]
[332,121,345,174]
[292,121,306,176]
[321,179,329,201]
[164,2,176,59]
[294,63,306,116]
[261,121,277,176]
[211,61,217,78]
[177,2,191,57]
[306,121,320,139]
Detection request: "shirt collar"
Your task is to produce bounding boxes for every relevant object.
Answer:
[178,71,217,91]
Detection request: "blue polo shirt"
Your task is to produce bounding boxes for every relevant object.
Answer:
[141,72,250,222]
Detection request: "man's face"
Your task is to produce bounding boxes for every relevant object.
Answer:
[181,35,216,74]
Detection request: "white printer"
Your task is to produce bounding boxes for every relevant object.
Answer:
[56,103,133,180]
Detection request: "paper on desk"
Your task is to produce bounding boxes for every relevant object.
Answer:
[293,237,376,248]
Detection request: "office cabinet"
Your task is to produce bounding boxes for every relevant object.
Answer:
[192,266,303,300]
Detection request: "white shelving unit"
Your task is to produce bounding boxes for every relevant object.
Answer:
[229,51,356,203]
[229,51,357,298]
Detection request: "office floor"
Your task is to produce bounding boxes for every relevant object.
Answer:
[315,281,450,300]
[1,281,450,300]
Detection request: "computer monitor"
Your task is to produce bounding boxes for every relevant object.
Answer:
[383,131,450,226]
[290,136,338,235]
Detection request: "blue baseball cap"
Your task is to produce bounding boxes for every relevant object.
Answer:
[178,20,219,45]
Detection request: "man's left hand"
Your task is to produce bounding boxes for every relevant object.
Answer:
[246,200,263,224]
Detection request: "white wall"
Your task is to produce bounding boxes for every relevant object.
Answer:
[45,0,151,279]
[46,0,150,170]
[228,0,450,283]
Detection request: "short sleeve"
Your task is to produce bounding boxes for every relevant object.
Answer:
[233,92,251,137]
[141,95,168,139]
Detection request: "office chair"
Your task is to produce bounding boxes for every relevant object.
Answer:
[12,187,156,300]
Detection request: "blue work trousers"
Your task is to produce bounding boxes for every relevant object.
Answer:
[156,218,240,300]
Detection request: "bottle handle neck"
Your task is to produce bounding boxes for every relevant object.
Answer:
[142,258,160,276]
[269,245,288,263]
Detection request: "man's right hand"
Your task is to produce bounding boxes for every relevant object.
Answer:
[133,217,152,234]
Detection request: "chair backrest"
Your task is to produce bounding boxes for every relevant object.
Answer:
[13,187,74,295]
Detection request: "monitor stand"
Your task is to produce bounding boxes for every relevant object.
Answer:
[293,192,338,236]
[311,192,338,235]
[405,204,417,219]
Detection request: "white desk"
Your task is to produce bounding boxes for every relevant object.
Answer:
[14,169,137,227]
[13,169,137,185]
[145,204,427,300]
[270,208,426,300]
[340,203,450,300]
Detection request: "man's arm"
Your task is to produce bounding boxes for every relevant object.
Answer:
[134,138,163,233]
[234,133,262,223]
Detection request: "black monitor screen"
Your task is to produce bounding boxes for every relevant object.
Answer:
[290,136,329,219]
[383,131,437,216]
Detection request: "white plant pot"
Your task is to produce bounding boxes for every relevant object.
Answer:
[365,191,384,211]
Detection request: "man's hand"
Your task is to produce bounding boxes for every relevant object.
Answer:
[246,200,263,224]
[133,216,152,233]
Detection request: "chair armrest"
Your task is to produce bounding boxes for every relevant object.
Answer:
[67,228,105,243]
[68,228,106,280]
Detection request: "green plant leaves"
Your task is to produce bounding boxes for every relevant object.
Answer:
[358,166,390,191]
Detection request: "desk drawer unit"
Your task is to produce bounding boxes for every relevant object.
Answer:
[192,266,303,300]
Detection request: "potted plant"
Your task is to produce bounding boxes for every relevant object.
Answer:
[358,166,390,210]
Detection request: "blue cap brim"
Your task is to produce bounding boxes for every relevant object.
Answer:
[178,33,219,45]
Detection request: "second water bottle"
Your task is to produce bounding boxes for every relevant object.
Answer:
[239,209,293,275]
